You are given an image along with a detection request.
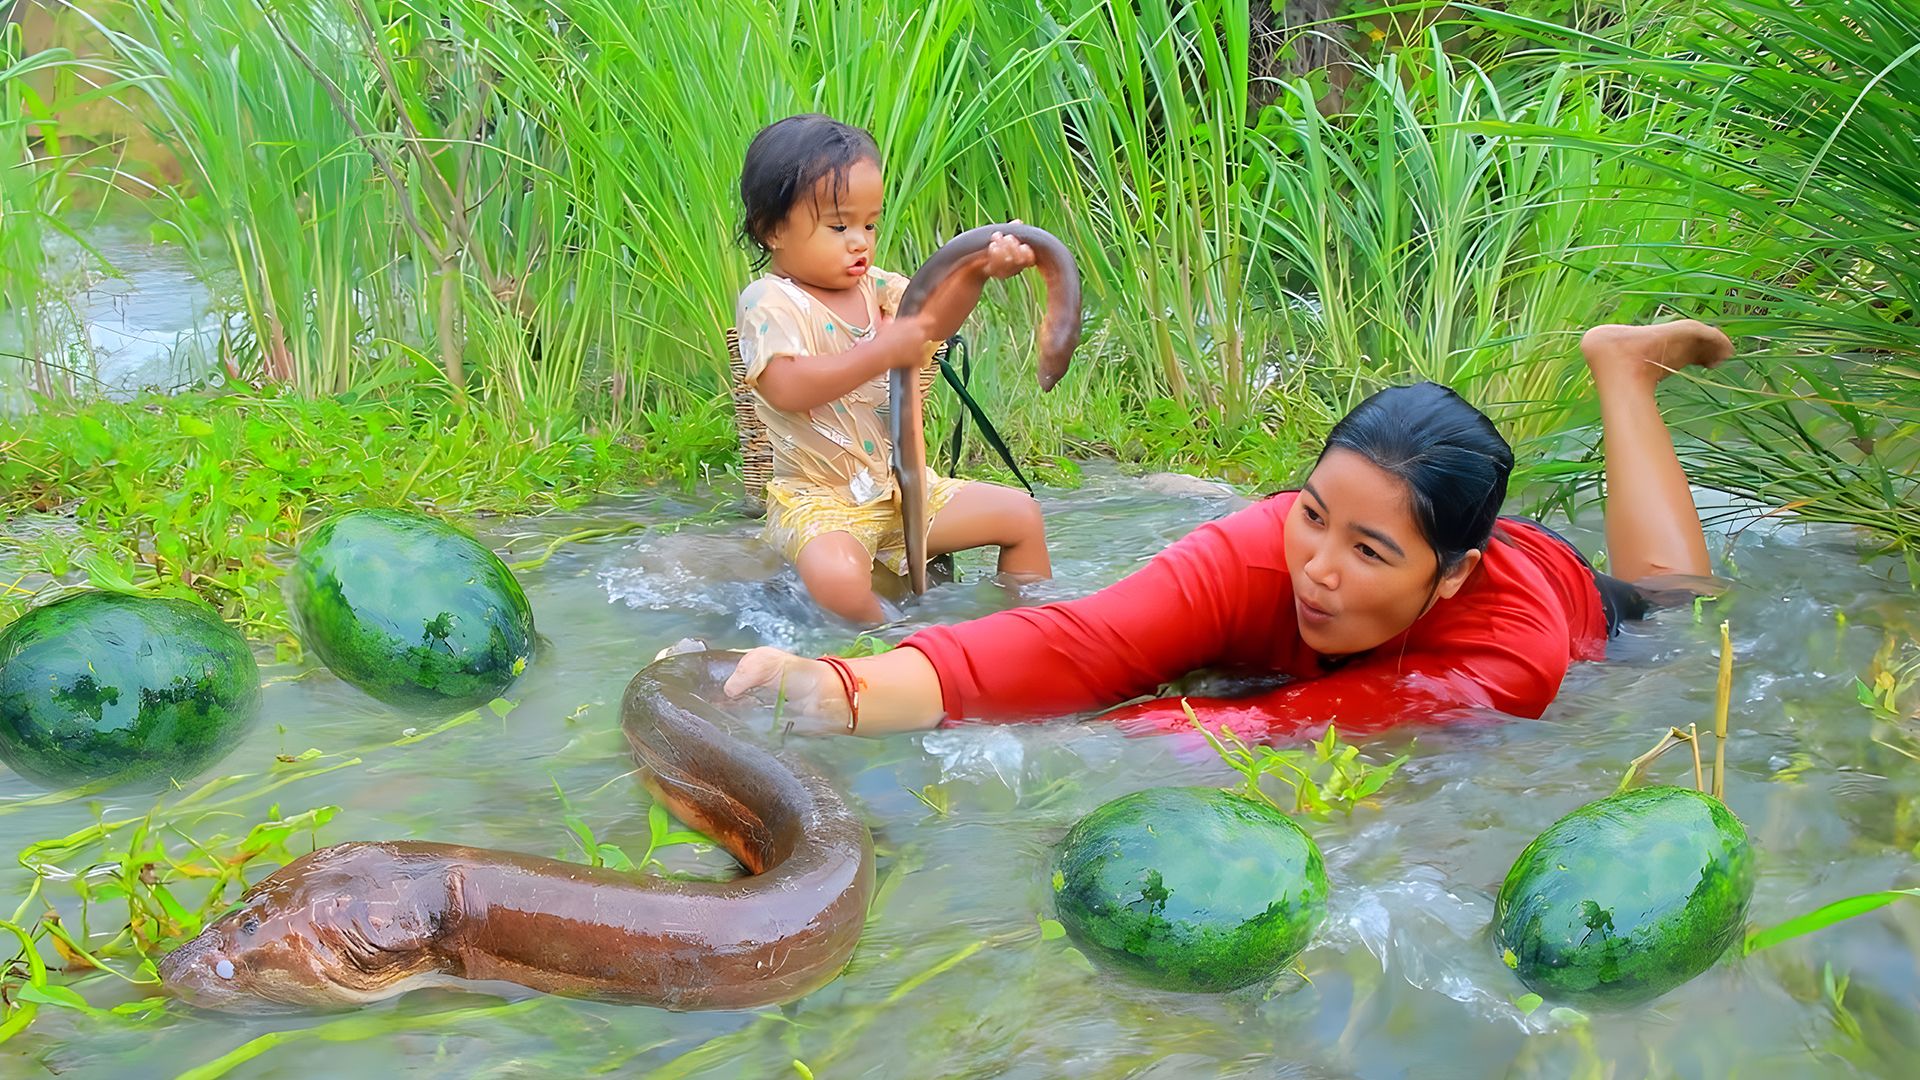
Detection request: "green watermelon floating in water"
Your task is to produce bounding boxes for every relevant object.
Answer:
[1052,786,1329,992]
[0,591,260,789]
[1492,785,1755,1008]
[290,509,535,709]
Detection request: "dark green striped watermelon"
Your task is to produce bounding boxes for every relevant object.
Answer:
[1052,786,1328,992]
[1492,785,1755,1008]
[290,509,534,710]
[0,591,259,789]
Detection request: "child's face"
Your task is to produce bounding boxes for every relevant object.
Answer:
[767,158,884,291]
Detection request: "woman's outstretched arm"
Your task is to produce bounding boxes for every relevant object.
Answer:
[723,644,946,736]
[723,497,1295,735]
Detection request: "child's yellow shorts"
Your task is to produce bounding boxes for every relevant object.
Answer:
[764,475,970,577]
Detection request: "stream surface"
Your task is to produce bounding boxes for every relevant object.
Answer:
[3,465,1917,1078]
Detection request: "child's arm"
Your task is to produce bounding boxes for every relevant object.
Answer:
[756,230,1036,413]
[754,313,938,413]
[904,229,1037,342]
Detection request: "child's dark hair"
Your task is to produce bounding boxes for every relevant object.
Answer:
[1317,382,1514,580]
[737,114,881,267]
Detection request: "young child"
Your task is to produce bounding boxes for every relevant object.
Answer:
[734,114,1051,624]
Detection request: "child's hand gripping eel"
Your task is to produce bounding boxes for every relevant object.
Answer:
[890,224,1082,594]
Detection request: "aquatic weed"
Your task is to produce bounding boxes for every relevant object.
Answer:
[0,697,517,1041]
[1183,702,1410,819]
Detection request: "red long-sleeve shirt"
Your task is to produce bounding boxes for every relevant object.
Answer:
[902,491,1609,742]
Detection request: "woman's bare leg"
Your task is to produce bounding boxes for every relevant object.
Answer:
[1578,320,1734,583]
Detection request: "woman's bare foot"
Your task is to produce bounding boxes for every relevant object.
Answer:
[1580,320,1734,389]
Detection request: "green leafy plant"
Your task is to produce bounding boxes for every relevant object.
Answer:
[1,773,349,1042]
[0,699,503,1039]
[1853,633,1919,720]
[1184,701,1409,818]
[0,390,714,638]
[551,778,708,874]
[836,633,898,658]
[1745,889,1920,957]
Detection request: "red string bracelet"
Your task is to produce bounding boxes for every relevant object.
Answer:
[817,656,861,732]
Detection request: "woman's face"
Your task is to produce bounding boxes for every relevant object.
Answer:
[1283,448,1482,656]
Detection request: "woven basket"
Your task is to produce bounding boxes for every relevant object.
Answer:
[727,328,944,517]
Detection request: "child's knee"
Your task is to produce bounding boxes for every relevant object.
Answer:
[971,486,1045,547]
[1008,492,1046,542]
[797,542,876,600]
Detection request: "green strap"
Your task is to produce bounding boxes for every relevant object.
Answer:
[938,334,1034,494]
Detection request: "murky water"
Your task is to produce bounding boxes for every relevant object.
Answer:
[1,222,224,407]
[3,466,1917,1079]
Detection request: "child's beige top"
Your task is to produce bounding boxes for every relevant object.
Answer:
[737,268,911,505]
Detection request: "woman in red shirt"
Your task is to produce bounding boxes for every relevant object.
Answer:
[721,319,1734,742]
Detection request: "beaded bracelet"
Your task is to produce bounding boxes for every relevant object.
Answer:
[817,656,861,733]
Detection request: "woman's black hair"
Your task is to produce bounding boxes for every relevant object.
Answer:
[1317,382,1514,578]
[736,114,881,268]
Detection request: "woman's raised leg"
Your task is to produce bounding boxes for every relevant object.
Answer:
[1577,319,1734,583]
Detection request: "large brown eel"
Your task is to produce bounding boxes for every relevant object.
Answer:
[891,223,1083,594]
[157,651,874,1012]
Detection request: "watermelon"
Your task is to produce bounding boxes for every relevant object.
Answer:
[1492,785,1755,1008]
[0,591,259,788]
[1052,786,1328,992]
[290,509,535,710]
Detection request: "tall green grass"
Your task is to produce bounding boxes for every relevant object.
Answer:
[0,24,89,401]
[1487,0,1920,554]
[1249,30,1687,442]
[1025,0,1264,417]
[5,0,1916,556]
[90,1,405,393]
[56,1,1310,447]
[38,2,1672,429]
[1,27,47,400]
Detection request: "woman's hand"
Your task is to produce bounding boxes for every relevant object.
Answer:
[722,647,854,736]
[724,644,948,737]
